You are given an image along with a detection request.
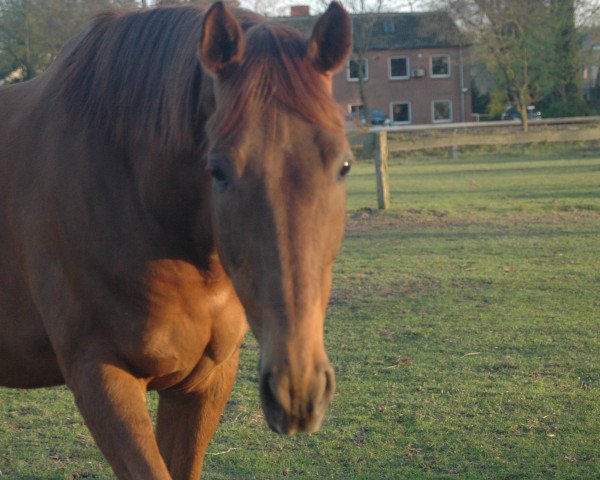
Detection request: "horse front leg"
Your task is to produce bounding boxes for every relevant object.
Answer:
[156,350,240,480]
[67,356,172,479]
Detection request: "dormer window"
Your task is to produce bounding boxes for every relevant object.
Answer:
[383,20,395,33]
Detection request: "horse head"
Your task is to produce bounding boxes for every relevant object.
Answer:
[200,1,352,434]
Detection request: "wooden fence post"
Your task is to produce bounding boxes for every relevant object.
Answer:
[374,130,390,210]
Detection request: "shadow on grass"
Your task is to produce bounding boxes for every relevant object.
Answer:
[386,144,600,166]
[346,225,600,242]
[396,162,600,178]
[1,476,74,480]
[396,188,600,200]
[0,473,106,480]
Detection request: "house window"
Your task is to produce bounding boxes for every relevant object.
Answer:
[430,54,451,78]
[347,58,368,82]
[432,100,453,122]
[391,101,411,124]
[389,56,409,80]
[383,20,395,33]
[348,104,365,123]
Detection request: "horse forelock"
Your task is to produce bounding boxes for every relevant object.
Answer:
[207,22,344,143]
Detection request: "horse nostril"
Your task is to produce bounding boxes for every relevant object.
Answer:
[260,373,277,410]
[260,372,288,434]
[323,367,336,400]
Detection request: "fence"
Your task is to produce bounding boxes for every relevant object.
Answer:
[348,117,600,209]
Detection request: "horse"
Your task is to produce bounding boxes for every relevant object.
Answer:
[0,2,352,478]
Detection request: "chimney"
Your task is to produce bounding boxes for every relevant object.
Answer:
[290,5,310,16]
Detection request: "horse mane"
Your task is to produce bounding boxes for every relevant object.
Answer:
[52,6,342,155]
[54,6,253,154]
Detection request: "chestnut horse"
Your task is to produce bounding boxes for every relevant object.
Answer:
[0,2,352,478]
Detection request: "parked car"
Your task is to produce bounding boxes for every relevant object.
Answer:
[501,105,542,121]
[350,109,390,126]
[369,109,390,125]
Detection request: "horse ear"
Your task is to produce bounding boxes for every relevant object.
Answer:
[308,2,352,74]
[200,1,244,76]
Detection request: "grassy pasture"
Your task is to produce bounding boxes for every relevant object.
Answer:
[1,145,599,479]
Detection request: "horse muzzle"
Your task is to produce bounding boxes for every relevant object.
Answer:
[259,362,336,435]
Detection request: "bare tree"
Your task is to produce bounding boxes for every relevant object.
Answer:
[157,0,240,8]
[576,0,600,26]
[249,0,289,16]
[430,1,554,131]
[430,0,600,129]
[347,0,419,124]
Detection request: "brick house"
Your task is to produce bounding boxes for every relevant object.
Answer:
[279,8,472,126]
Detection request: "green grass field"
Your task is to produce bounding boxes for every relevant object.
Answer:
[1,145,599,479]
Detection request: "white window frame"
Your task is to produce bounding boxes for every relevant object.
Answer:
[432,100,453,123]
[390,101,412,124]
[348,104,365,115]
[347,58,368,82]
[348,104,366,124]
[430,54,451,78]
[388,56,410,80]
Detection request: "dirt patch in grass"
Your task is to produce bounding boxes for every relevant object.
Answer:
[345,208,600,234]
[330,274,442,304]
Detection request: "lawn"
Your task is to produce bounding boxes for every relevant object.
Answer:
[1,145,599,479]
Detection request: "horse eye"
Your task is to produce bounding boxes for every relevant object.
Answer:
[209,165,229,189]
[339,161,351,178]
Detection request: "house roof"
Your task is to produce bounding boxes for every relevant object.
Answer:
[276,11,465,51]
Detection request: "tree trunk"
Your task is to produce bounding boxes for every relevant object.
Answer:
[519,105,529,133]
[357,51,371,125]
[23,0,33,80]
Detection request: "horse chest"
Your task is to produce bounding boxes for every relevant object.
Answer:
[127,259,247,390]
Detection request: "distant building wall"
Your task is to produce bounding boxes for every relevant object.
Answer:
[333,46,472,125]
[277,11,472,125]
